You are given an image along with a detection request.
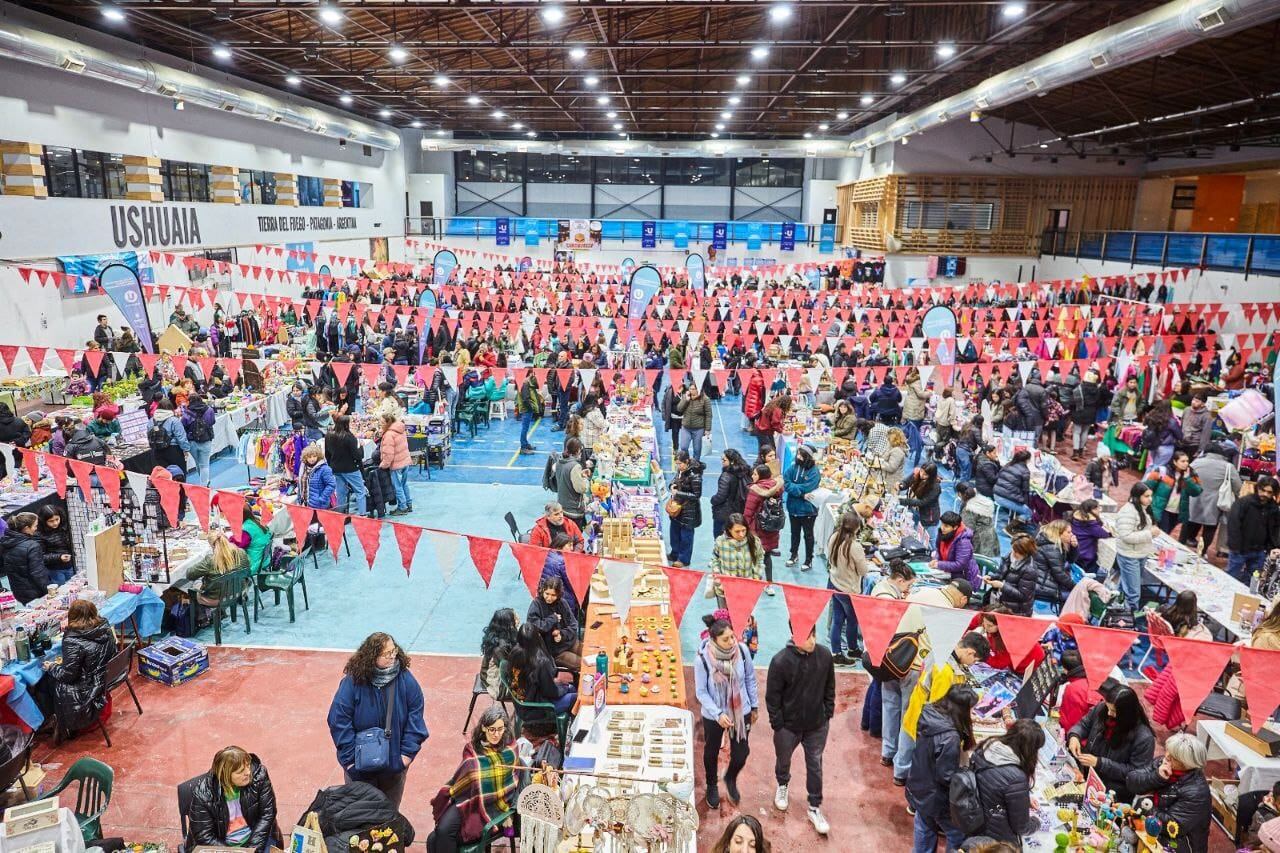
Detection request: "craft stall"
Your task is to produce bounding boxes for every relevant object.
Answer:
[585,389,664,559]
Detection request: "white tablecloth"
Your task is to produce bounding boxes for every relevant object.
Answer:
[1144,530,1252,640]
[211,388,291,455]
[1198,719,1280,794]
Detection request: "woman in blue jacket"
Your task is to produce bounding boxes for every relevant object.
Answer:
[694,615,759,809]
[784,445,822,572]
[326,632,429,808]
[299,445,337,510]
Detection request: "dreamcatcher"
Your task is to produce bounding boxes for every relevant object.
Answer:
[517,783,563,853]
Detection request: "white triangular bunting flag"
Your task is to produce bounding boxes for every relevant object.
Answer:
[919,603,979,671]
[1017,360,1034,382]
[602,559,639,623]
[111,352,131,376]
[805,367,824,389]
[917,365,935,386]
[429,530,461,583]
[577,368,597,391]
[125,470,151,503]
[1006,307,1019,321]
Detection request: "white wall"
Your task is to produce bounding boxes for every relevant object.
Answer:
[406,174,448,222]
[806,179,838,224]
[885,255,1039,288]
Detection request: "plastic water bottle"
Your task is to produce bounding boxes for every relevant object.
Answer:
[595,650,608,676]
[15,628,29,663]
[1251,571,1261,594]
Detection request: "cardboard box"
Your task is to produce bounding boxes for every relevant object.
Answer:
[138,637,208,686]
[0,766,46,808]
[1209,778,1238,839]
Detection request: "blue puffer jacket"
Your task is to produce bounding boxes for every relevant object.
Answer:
[326,670,429,781]
[783,461,821,517]
[304,461,338,509]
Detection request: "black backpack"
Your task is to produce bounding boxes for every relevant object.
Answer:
[1142,424,1163,450]
[757,495,785,532]
[542,452,561,492]
[148,422,173,451]
[187,413,214,444]
[949,766,986,836]
[860,629,924,682]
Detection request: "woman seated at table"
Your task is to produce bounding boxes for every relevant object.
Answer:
[428,706,520,853]
[39,600,115,740]
[229,504,275,577]
[1066,685,1155,802]
[185,745,281,853]
[189,530,251,606]
[969,605,1046,674]
[507,623,576,719]
[0,511,50,605]
[526,576,581,671]
[1157,590,1210,639]
[1125,733,1212,853]
[37,505,75,585]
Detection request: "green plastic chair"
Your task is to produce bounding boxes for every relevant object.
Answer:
[259,550,310,622]
[41,757,113,842]
[973,553,1002,607]
[486,379,509,401]
[203,566,256,645]
[457,807,515,853]
[498,662,571,754]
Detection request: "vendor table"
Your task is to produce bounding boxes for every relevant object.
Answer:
[0,484,59,518]
[1144,530,1252,641]
[0,588,165,729]
[576,600,687,710]
[1197,719,1280,795]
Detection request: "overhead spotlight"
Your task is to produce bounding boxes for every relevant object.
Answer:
[728,96,741,106]
[173,98,185,111]
[526,130,537,138]
[491,109,505,119]
[388,44,408,63]
[935,43,956,59]
[715,123,726,131]
[836,111,849,120]
[318,5,343,25]
[710,132,720,138]
[1039,142,1048,149]
[721,110,733,119]
[736,74,751,86]
[596,95,610,105]
[101,6,125,22]
[285,73,302,86]
[433,74,449,87]
[541,5,565,25]
[860,94,874,106]
[803,131,813,139]
[569,46,587,60]
[467,95,481,106]
[212,44,232,60]
[969,110,981,122]
[379,108,391,118]
[410,120,422,128]
[750,46,770,60]
[584,75,600,87]
[1002,3,1027,18]
[769,3,793,23]
[605,110,617,119]
[435,128,446,136]
[512,122,524,130]
[612,122,623,130]
[339,92,353,105]
[890,72,906,85]
[818,123,829,131]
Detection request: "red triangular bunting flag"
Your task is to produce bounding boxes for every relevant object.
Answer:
[660,566,705,628]
[851,595,910,666]
[330,360,355,387]
[392,522,424,575]
[467,535,504,588]
[994,613,1051,672]
[152,474,184,526]
[780,582,835,646]
[350,516,383,569]
[215,490,246,539]
[0,345,18,374]
[183,483,212,530]
[83,349,105,376]
[286,502,316,546]
[562,551,598,603]
[96,466,122,511]
[1161,636,1236,725]
[46,454,68,497]
[716,574,767,635]
[316,509,348,559]
[21,448,41,487]
[1239,646,1280,731]
[1073,624,1139,691]
[510,542,549,597]
[25,347,47,374]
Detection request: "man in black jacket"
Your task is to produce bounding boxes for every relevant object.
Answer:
[766,626,835,835]
[1226,476,1280,584]
[973,444,1000,498]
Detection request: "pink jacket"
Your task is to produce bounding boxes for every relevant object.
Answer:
[379,420,412,470]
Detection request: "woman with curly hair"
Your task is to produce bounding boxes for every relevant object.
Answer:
[326,632,429,808]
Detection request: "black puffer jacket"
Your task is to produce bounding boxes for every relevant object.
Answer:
[38,522,75,572]
[906,705,964,826]
[65,428,107,464]
[974,456,1001,498]
[49,622,115,732]
[995,553,1038,616]
[993,462,1031,506]
[0,407,31,447]
[299,782,415,853]
[1070,381,1102,425]
[1125,763,1211,853]
[186,756,282,853]
[670,462,704,528]
[972,741,1033,846]
[1067,701,1156,801]
[0,529,49,604]
[1032,533,1074,605]
[709,467,748,525]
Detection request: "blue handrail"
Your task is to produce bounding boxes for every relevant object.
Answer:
[1041,230,1278,278]
[421,216,826,246]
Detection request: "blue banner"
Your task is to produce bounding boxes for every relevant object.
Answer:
[628,265,662,321]
[746,224,763,251]
[432,249,458,287]
[621,258,636,276]
[524,223,539,247]
[805,268,823,290]
[286,241,315,272]
[685,254,706,292]
[641,221,656,249]
[99,263,154,354]
[673,222,690,249]
[921,305,958,368]
[495,217,511,246]
[780,222,796,252]
[712,222,728,250]
[819,223,836,254]
[417,288,438,310]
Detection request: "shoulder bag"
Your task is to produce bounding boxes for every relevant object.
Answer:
[352,681,397,774]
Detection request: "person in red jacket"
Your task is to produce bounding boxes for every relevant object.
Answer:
[968,606,1046,674]
[742,368,767,433]
[527,502,584,550]
[1057,649,1101,736]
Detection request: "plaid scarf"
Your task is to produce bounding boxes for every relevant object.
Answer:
[702,640,747,740]
[447,744,518,838]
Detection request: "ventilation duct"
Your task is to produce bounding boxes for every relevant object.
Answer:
[846,0,1280,151]
[0,18,399,151]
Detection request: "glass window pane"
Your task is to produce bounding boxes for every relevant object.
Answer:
[261,172,277,205]
[102,153,127,199]
[189,163,210,202]
[43,147,79,197]
[78,151,106,199]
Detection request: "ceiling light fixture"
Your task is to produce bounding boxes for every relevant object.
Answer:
[285,73,301,86]
[1002,3,1027,18]
[433,74,449,87]
[750,46,770,60]
[890,72,906,85]
[596,95,610,105]
[1039,142,1048,149]
[212,44,232,60]
[584,75,599,87]
[388,44,408,63]
[410,120,422,128]
[435,128,446,136]
[936,43,956,59]
[818,123,829,131]
[612,122,623,130]
[720,110,733,119]
[467,95,481,106]
[728,96,741,106]
[526,130,537,138]
[605,110,617,119]
[836,111,848,120]
[491,109,505,119]
[715,123,726,131]
[378,108,391,118]
[512,122,524,130]
[541,5,565,25]
[860,94,874,106]
[101,6,125,22]
[769,3,793,23]
[736,74,751,86]
[339,92,353,105]
[803,131,813,139]
[710,132,720,138]
[569,47,587,60]
[318,5,343,25]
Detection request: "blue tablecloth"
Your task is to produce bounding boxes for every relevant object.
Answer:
[0,588,165,728]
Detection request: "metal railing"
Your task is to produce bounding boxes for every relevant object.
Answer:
[404,216,836,249]
[1040,230,1280,279]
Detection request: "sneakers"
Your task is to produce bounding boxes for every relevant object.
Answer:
[832,651,861,666]
[519,447,536,455]
[801,563,812,572]
[765,584,777,596]
[774,784,789,811]
[905,802,916,817]
[785,557,799,567]
[808,807,830,835]
[724,776,741,805]
[706,786,720,809]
